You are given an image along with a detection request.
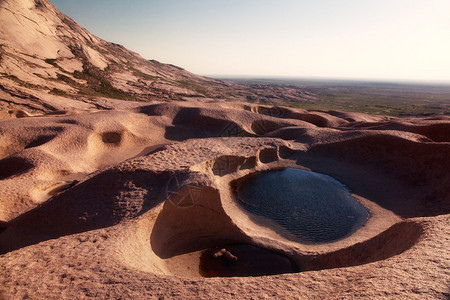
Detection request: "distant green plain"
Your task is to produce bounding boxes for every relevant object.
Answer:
[230,78,450,117]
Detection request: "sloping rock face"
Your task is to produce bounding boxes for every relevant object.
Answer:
[0,0,242,113]
[0,0,315,116]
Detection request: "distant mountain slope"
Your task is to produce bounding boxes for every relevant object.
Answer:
[0,0,315,116]
[0,0,224,112]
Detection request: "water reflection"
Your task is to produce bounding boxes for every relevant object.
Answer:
[236,168,370,244]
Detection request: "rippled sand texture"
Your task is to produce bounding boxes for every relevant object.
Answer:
[0,101,449,299]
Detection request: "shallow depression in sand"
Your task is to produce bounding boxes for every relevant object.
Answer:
[236,168,371,244]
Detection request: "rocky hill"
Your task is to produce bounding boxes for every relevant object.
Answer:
[0,0,315,117]
[0,1,449,299]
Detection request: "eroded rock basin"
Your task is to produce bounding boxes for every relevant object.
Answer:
[0,90,448,298]
[199,244,299,277]
[147,157,423,278]
[235,168,371,244]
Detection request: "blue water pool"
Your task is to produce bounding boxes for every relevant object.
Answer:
[236,168,370,244]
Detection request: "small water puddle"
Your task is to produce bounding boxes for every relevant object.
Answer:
[236,168,370,244]
[200,244,299,277]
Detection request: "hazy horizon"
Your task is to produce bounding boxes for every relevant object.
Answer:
[51,0,450,83]
[209,75,450,85]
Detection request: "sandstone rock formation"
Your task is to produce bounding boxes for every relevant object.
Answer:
[0,100,448,298]
[0,0,315,118]
[0,0,449,299]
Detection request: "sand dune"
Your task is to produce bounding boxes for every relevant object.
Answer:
[0,101,449,299]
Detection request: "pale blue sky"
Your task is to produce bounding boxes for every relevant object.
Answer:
[51,0,450,82]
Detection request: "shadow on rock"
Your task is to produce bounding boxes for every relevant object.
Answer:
[0,169,172,254]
